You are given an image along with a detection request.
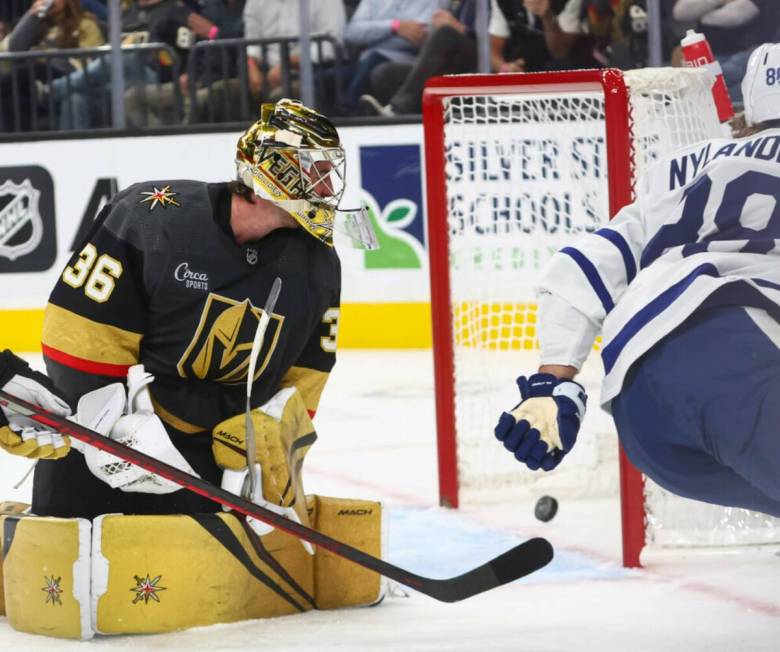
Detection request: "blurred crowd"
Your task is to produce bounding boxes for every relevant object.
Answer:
[0,0,776,132]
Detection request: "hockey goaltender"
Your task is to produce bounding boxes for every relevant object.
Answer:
[0,99,386,639]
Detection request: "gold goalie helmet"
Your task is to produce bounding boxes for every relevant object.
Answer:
[236,99,378,249]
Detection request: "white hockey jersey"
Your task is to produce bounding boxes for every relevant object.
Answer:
[538,127,780,410]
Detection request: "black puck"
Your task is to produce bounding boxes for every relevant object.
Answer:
[534,495,558,522]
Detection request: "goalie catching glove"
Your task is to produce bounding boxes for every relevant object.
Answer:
[213,387,316,553]
[73,365,200,493]
[0,349,72,459]
[495,373,587,471]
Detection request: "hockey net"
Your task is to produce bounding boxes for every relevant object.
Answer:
[422,68,780,566]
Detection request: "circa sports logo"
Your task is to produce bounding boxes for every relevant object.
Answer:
[174,262,209,290]
[0,166,57,273]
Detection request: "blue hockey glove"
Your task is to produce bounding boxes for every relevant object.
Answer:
[494,373,587,471]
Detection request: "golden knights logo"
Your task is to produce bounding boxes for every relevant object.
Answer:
[41,575,63,606]
[177,293,284,384]
[258,147,305,198]
[0,178,42,261]
[131,574,167,604]
[139,185,181,211]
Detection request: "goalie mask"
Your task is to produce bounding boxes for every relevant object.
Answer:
[236,99,378,249]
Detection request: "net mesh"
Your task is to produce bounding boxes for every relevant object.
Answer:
[439,68,780,547]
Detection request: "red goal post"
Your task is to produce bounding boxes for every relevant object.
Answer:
[422,69,643,567]
[421,68,779,568]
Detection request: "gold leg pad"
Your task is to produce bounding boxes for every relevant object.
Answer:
[1,514,92,639]
[93,511,315,634]
[310,495,384,609]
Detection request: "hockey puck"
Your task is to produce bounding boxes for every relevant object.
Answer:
[534,496,558,522]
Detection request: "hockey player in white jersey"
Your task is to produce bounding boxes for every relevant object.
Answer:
[494,43,780,518]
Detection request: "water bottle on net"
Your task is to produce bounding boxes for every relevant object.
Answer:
[680,29,735,131]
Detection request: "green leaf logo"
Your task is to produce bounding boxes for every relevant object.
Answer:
[361,192,424,270]
[386,205,410,224]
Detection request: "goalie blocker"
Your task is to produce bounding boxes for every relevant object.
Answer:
[0,497,385,639]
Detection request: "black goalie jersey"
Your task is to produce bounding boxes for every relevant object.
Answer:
[35,180,341,519]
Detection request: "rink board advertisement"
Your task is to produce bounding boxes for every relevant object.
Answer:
[0,125,431,350]
[442,115,606,301]
[0,120,607,350]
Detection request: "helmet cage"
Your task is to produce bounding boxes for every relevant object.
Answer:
[298,147,347,209]
[235,99,378,249]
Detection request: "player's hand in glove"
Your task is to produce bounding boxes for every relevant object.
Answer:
[494,373,587,471]
[213,387,316,554]
[0,349,72,459]
[75,365,200,493]
[220,463,313,554]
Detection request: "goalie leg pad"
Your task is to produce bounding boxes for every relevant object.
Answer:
[1,514,92,639]
[93,511,315,634]
[0,501,30,617]
[0,498,385,638]
[309,495,385,609]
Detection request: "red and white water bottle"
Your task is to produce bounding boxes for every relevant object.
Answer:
[680,29,734,124]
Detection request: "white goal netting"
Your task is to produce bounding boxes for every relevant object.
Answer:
[434,67,780,550]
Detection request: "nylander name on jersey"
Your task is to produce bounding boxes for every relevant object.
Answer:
[669,133,780,190]
[538,128,780,409]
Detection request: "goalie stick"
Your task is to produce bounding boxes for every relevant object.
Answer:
[245,276,282,498]
[0,389,554,602]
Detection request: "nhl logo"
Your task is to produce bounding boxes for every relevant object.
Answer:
[0,179,43,261]
[246,247,258,265]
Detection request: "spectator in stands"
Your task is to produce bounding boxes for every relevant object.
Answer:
[49,0,216,129]
[522,0,649,70]
[671,0,777,103]
[341,0,448,114]
[358,0,477,116]
[243,0,345,103]
[0,0,104,132]
[81,0,107,24]
[489,0,577,74]
[125,0,245,127]
[1,0,103,59]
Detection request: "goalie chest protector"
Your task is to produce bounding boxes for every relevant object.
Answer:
[43,180,341,428]
[37,181,341,519]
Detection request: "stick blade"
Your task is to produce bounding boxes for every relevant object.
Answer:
[428,537,554,603]
[489,537,554,585]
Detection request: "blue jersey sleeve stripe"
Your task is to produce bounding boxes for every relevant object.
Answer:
[561,246,615,314]
[595,228,637,283]
[601,263,719,374]
[753,277,780,292]
[681,242,708,258]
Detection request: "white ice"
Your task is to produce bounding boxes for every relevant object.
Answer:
[0,351,777,650]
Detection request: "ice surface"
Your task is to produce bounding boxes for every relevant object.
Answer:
[0,352,776,650]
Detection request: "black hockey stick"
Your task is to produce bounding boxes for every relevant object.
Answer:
[0,389,554,602]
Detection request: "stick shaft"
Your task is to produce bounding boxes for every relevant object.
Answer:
[245,277,282,496]
[0,388,552,601]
